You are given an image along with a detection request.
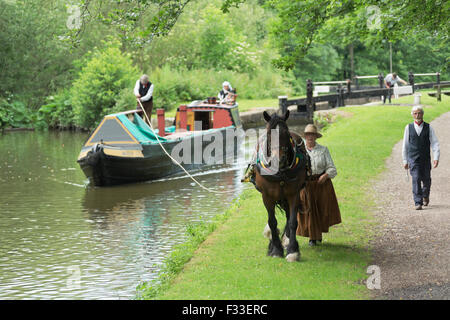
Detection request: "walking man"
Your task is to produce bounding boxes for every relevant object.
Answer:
[402,106,440,210]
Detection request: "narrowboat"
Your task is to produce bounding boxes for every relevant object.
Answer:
[77,99,243,186]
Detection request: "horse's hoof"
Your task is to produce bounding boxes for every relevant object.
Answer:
[286,252,300,262]
[282,235,289,249]
[268,246,284,258]
[270,252,283,258]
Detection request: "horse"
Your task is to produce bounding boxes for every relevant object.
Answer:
[254,110,309,262]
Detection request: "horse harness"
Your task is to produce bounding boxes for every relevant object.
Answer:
[255,134,311,188]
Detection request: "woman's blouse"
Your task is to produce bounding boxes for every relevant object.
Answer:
[305,143,337,179]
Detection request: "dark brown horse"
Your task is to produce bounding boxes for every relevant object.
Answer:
[255,110,308,262]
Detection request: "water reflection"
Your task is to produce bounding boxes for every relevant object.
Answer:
[79,162,248,299]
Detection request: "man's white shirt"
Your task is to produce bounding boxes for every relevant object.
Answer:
[134,80,154,102]
[385,73,404,85]
[402,122,440,165]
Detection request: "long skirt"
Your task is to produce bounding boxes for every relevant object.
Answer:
[296,177,341,240]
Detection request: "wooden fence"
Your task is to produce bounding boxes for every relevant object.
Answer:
[279,72,449,121]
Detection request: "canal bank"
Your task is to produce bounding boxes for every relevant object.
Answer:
[137,93,449,300]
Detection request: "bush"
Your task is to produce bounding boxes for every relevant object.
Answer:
[108,88,139,115]
[149,66,292,111]
[0,97,34,129]
[71,41,139,129]
[38,89,74,129]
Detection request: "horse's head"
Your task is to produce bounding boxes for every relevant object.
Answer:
[263,110,293,170]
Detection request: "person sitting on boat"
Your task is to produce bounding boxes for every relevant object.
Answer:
[134,74,154,123]
[218,81,237,105]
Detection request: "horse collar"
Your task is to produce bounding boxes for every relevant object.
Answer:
[256,134,307,182]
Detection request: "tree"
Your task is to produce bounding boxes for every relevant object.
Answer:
[71,41,139,129]
[224,0,449,70]
[0,0,77,107]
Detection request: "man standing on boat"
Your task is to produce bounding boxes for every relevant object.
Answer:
[134,74,154,123]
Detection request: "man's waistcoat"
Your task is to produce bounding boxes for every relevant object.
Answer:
[408,122,430,164]
[139,81,153,101]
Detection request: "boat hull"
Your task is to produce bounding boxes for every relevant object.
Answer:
[78,127,243,186]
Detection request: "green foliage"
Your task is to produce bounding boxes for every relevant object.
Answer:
[38,89,74,129]
[266,0,449,71]
[0,0,79,109]
[150,65,292,110]
[291,43,341,92]
[313,112,332,132]
[145,1,265,73]
[71,42,140,128]
[0,98,34,129]
[108,88,139,115]
[2,0,449,131]
[197,5,258,73]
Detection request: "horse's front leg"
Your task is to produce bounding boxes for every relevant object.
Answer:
[263,196,284,258]
[285,195,300,262]
[280,200,291,249]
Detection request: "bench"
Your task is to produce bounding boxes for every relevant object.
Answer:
[430,83,450,101]
[428,91,450,97]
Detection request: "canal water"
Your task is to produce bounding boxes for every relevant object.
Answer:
[0,129,257,299]
[0,124,305,299]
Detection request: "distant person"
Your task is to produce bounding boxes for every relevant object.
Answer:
[296,124,341,246]
[402,106,440,210]
[218,81,237,105]
[384,72,407,103]
[134,74,154,123]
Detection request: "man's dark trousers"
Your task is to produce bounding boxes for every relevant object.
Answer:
[409,162,431,205]
[383,84,393,103]
[407,122,432,206]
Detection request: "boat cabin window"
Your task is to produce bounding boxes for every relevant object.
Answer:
[194,110,213,130]
[176,108,216,131]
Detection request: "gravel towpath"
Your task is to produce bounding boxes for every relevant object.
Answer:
[370,110,450,300]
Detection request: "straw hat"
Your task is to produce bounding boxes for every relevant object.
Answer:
[302,124,322,138]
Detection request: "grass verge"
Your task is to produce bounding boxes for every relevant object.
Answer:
[137,93,449,300]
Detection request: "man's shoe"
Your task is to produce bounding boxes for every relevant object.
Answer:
[309,240,317,246]
[423,197,429,206]
[415,204,423,210]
